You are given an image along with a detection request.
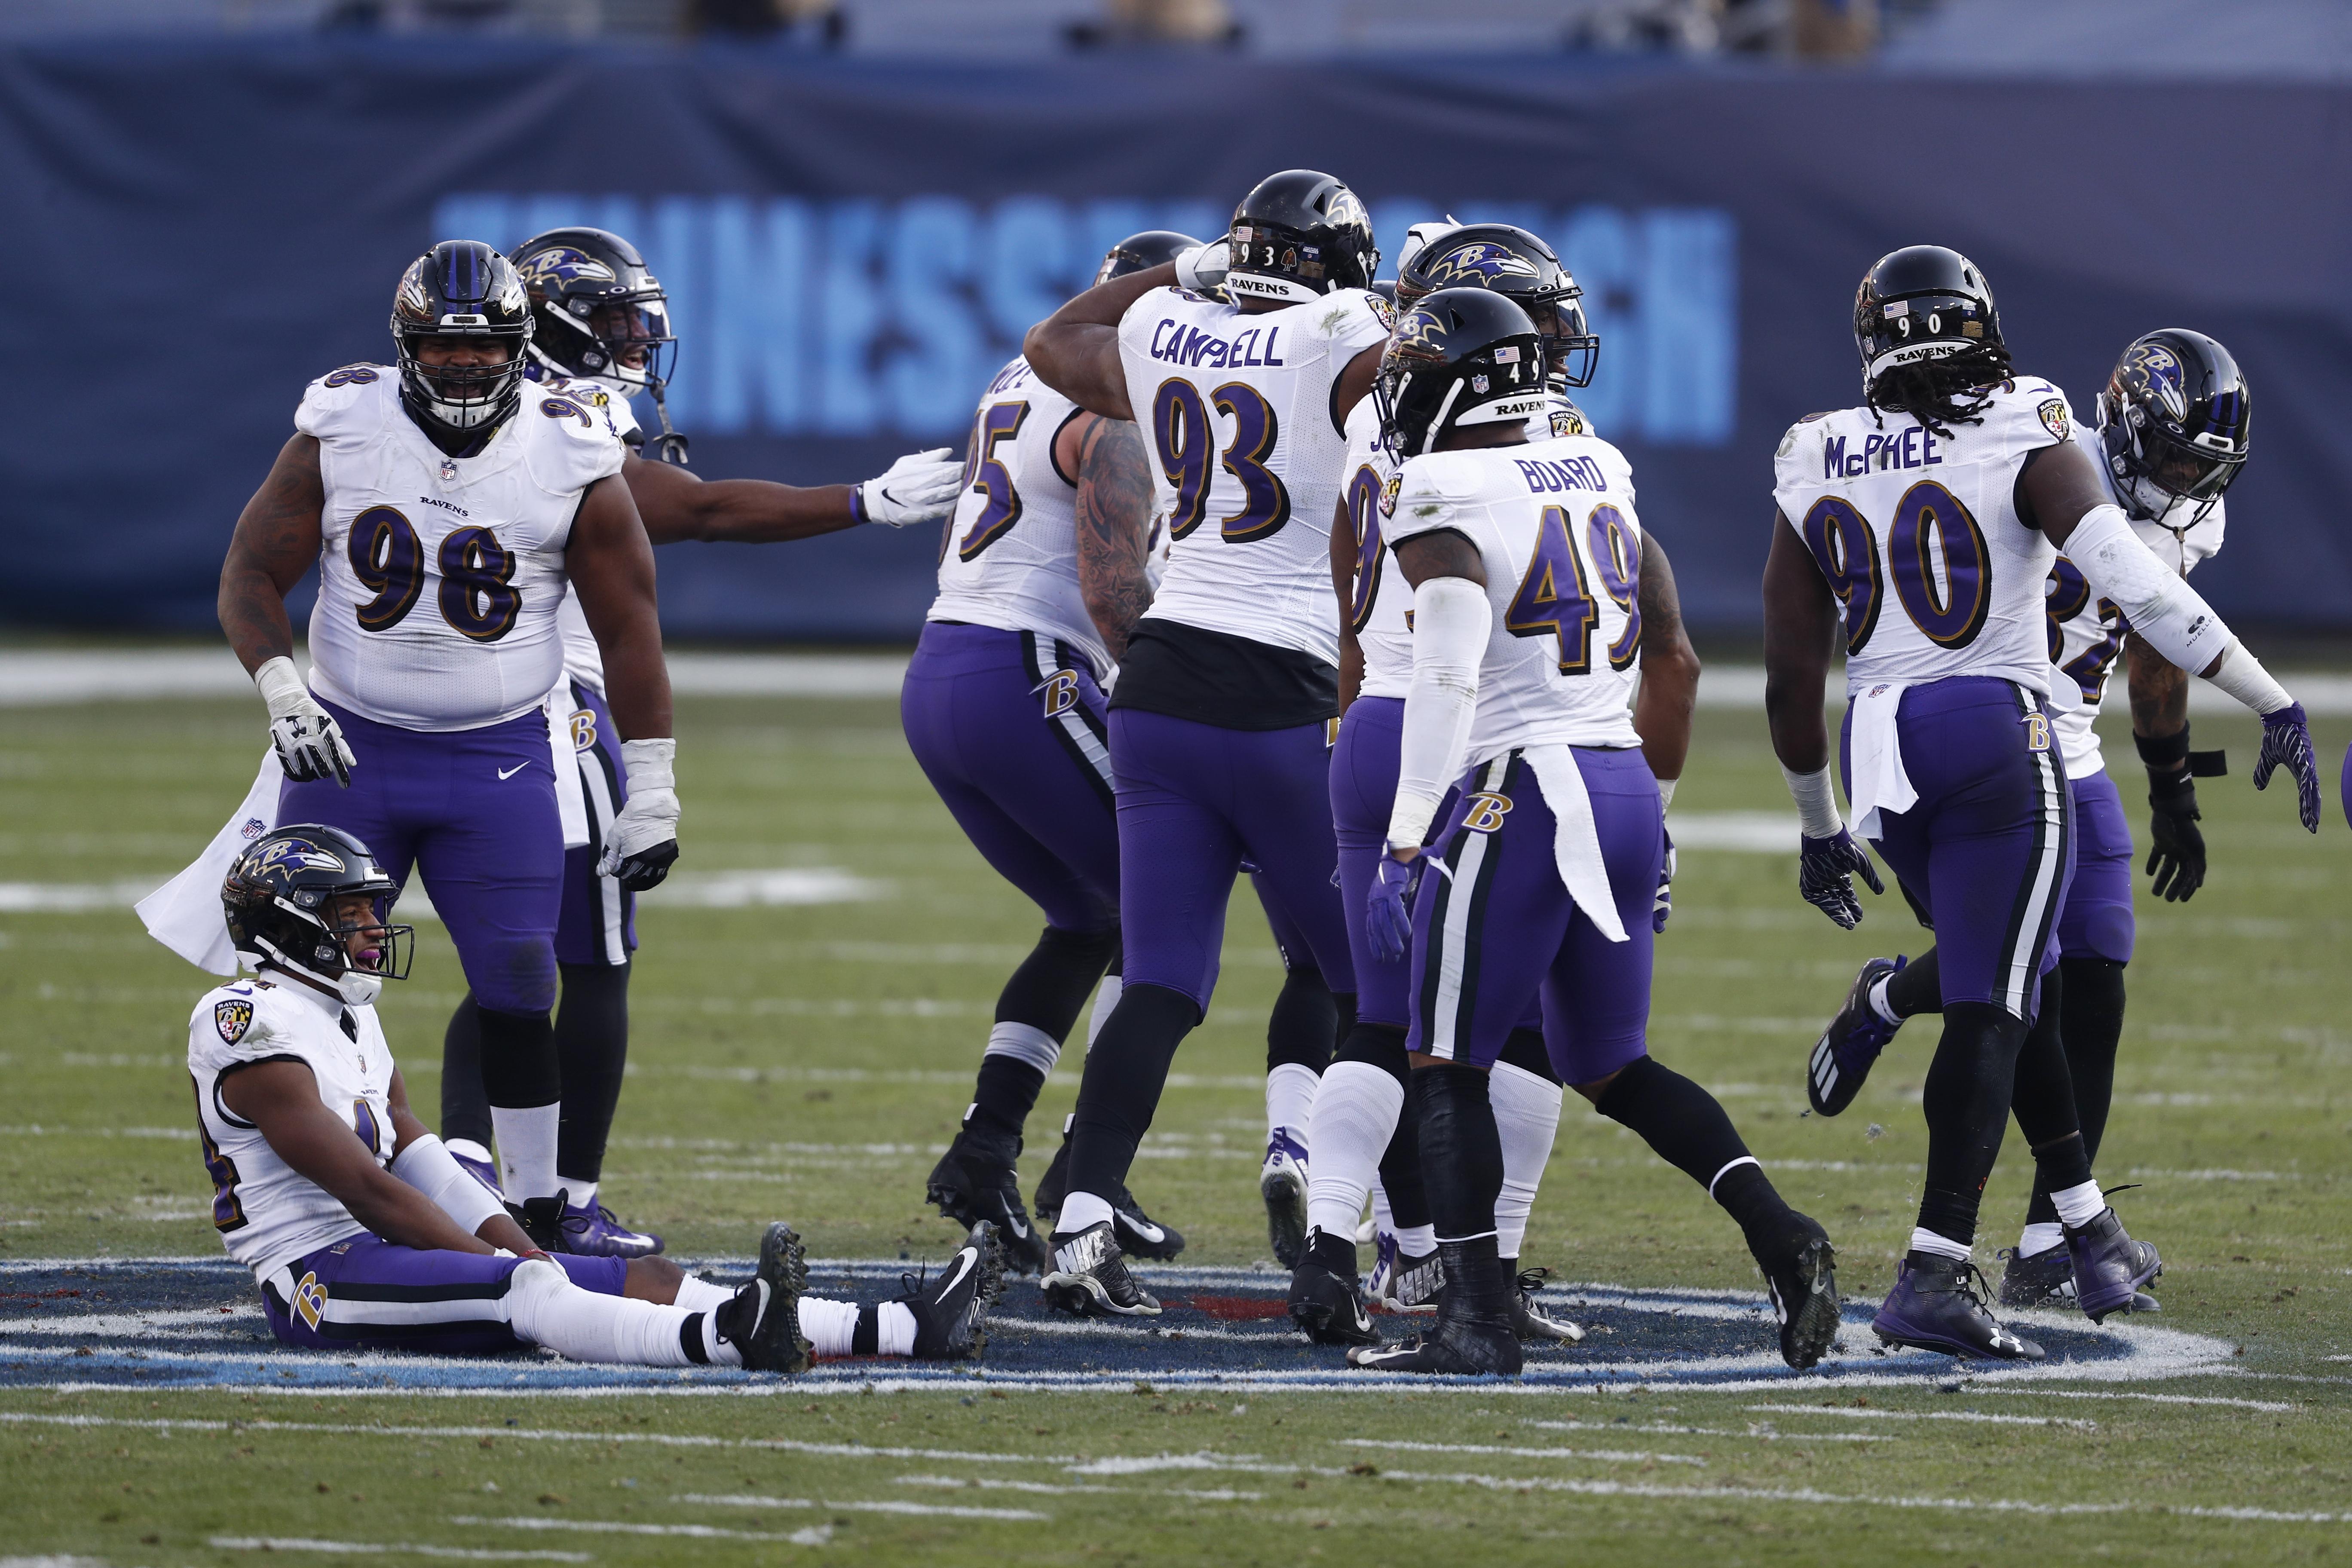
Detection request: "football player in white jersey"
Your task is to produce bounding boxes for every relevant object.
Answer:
[216,240,679,1259]
[1022,169,1393,1316]
[1801,329,2254,1314]
[1765,248,2318,1360]
[1337,290,1834,1374]
[906,231,1175,1274]
[430,226,963,1259]
[1292,224,1609,1347]
[193,826,1000,1370]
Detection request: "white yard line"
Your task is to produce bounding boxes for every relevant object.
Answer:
[1524,1418,1889,1442]
[1341,1439,1707,1467]
[679,1493,1047,1522]
[211,1540,588,1562]
[450,1515,834,1544]
[1743,1403,2097,1430]
[1964,1388,2296,1412]
[894,1475,1119,1496]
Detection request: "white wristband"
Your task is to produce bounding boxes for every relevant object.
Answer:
[2205,643,2293,717]
[1780,763,1845,839]
[618,737,676,793]
[390,1132,507,1237]
[252,655,310,720]
[1657,776,1678,813]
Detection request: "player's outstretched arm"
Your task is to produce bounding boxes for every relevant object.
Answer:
[1065,412,1155,663]
[218,434,355,786]
[1763,511,1882,928]
[2025,440,2320,830]
[2125,629,2207,901]
[1023,261,1184,421]
[1632,533,1700,792]
[570,474,684,890]
[222,1060,504,1256]
[621,447,965,545]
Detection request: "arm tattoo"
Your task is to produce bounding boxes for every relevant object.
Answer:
[1074,415,1155,663]
[218,435,325,672]
[2124,631,2190,740]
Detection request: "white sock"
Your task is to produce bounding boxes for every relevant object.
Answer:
[1370,1180,1396,1239]
[982,1021,1061,1076]
[1908,1227,1972,1262]
[876,1301,917,1357]
[673,1276,735,1315]
[2018,1221,2065,1257]
[491,1104,564,1202]
[2050,1179,2107,1230]
[1303,1062,1403,1241]
[505,1256,699,1366]
[800,1295,860,1360]
[1490,1062,1564,1262]
[447,1138,494,1167]
[1265,1062,1320,1143]
[1057,1191,1115,1236]
[1867,974,1902,1026]
[556,1179,597,1212]
[1397,1224,1436,1256]
[1087,974,1122,1047]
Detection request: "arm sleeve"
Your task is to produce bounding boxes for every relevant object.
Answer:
[2066,503,2239,683]
[389,1132,508,1237]
[1384,575,1491,849]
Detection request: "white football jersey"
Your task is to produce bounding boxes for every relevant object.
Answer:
[532,372,643,697]
[1117,285,1393,665]
[927,356,1110,676]
[1386,434,1646,760]
[2046,424,2228,778]
[187,974,392,1279]
[1772,378,2076,699]
[298,367,627,730]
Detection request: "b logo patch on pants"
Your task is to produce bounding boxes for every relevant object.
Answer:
[2022,713,2052,753]
[1039,670,1081,719]
[570,709,598,752]
[292,1271,328,1330]
[1462,792,1514,833]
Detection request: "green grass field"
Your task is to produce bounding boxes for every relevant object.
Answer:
[3,675,2351,1565]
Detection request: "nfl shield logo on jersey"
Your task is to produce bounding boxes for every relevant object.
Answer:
[214,999,253,1044]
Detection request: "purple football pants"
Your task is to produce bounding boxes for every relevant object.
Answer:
[900,621,1120,934]
[1111,707,1353,1010]
[1404,746,1660,1081]
[1841,677,2075,1022]
[280,698,563,1016]
[555,678,635,968]
[259,1233,625,1355]
[2056,769,2134,963]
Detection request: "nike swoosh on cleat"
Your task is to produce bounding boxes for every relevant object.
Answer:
[497,762,530,779]
[1006,1216,1029,1239]
[1121,1217,1165,1243]
[935,1250,977,1297]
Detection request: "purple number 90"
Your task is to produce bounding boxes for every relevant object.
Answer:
[1799,496,1881,656]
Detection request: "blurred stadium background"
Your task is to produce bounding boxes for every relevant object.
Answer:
[4,0,2349,645]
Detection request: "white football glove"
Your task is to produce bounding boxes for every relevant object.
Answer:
[858,448,963,528]
[1173,239,1231,295]
[254,655,354,787]
[599,738,681,892]
[1395,216,1463,279]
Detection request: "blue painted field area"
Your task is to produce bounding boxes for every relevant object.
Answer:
[0,1258,2232,1398]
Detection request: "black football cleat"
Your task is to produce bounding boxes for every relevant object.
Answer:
[715,1220,812,1374]
[1873,1251,2043,1361]
[1508,1267,1584,1344]
[1032,1114,1185,1261]
[510,1191,570,1253]
[1749,1211,1841,1369]
[1041,1221,1162,1318]
[1348,1315,1522,1376]
[1995,1244,2076,1310]
[925,1122,1049,1274]
[1370,1236,1445,1313]
[1807,956,1908,1117]
[1289,1228,1379,1347]
[899,1221,1004,1361]
[2064,1208,2163,1323]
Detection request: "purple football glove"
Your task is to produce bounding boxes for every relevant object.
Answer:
[1798,829,1884,931]
[1367,854,1418,965]
[2251,702,2321,832]
[1653,826,1676,934]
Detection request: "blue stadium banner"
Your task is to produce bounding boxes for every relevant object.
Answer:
[3,42,2347,638]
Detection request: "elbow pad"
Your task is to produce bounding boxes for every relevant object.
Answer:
[2066,504,2233,677]
[1387,576,1492,849]
[390,1132,507,1237]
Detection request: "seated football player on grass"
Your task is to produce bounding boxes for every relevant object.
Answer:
[190,825,1001,1371]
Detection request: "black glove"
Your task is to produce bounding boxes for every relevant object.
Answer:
[2137,725,2207,903]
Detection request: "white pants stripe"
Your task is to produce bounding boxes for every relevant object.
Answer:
[1997,685,2069,1018]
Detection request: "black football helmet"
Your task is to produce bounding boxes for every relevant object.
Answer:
[2095,329,2251,527]
[223,825,411,1006]
[511,227,677,395]
[1396,223,1599,390]
[1223,169,1380,306]
[1852,245,2012,425]
[1095,229,1201,287]
[1374,288,1550,459]
[391,240,534,441]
